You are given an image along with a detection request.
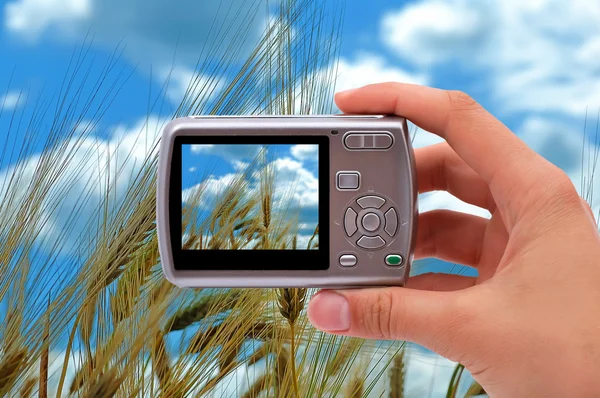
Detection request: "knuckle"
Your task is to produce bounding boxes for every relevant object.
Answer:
[362,290,394,339]
[433,293,482,360]
[548,170,580,204]
[520,167,579,216]
[447,90,480,113]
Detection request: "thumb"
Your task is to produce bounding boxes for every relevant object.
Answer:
[307,287,476,358]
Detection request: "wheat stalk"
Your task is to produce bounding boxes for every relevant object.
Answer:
[164,290,242,333]
[152,331,172,393]
[81,367,125,398]
[19,376,37,398]
[39,304,50,398]
[275,346,292,397]
[389,348,406,398]
[464,381,486,397]
[325,338,362,377]
[307,224,319,249]
[70,356,97,394]
[277,288,307,325]
[247,344,270,367]
[277,288,307,397]
[241,373,271,398]
[187,321,277,354]
[346,376,365,398]
[0,348,28,395]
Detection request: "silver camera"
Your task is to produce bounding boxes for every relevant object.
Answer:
[157,115,417,288]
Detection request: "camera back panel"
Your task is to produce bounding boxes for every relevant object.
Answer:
[157,115,417,288]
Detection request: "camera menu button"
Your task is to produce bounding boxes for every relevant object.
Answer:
[384,208,398,237]
[339,254,357,267]
[385,254,404,267]
[357,195,386,209]
[344,208,358,237]
[337,172,360,190]
[357,235,386,249]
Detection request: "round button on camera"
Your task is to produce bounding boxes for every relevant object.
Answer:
[361,212,380,232]
[339,254,357,267]
[385,254,404,266]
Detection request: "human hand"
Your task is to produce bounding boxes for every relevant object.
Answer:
[307,83,600,397]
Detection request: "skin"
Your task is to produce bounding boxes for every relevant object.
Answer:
[307,82,600,397]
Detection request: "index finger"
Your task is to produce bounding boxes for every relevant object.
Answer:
[335,83,554,226]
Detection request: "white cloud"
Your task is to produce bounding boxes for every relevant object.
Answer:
[3,0,267,68]
[187,145,319,208]
[518,116,600,217]
[183,152,319,242]
[414,115,600,220]
[290,144,318,162]
[335,54,429,92]
[0,90,26,110]
[381,0,600,116]
[182,172,239,205]
[381,1,488,67]
[294,233,315,250]
[271,156,319,208]
[162,67,225,106]
[297,54,428,114]
[190,144,261,164]
[0,116,166,252]
[4,0,91,39]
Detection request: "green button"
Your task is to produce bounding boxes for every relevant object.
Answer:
[385,254,403,266]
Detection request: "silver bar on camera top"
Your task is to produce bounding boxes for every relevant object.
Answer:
[188,114,385,119]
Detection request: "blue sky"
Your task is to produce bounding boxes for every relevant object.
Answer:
[1,0,600,395]
[181,143,320,249]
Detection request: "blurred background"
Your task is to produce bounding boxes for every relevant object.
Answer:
[0,0,598,397]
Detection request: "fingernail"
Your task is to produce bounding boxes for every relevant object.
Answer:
[336,88,357,97]
[308,291,350,331]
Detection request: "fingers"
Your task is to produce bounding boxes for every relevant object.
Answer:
[307,287,476,357]
[406,272,477,291]
[581,198,598,228]
[335,83,551,228]
[416,210,488,267]
[416,142,495,212]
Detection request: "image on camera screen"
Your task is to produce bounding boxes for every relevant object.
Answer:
[181,143,319,251]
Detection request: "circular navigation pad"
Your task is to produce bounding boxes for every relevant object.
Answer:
[343,194,400,250]
[361,212,380,231]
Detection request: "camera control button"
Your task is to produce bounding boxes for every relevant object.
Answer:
[385,254,404,266]
[337,172,360,190]
[357,235,386,249]
[357,195,386,209]
[344,134,365,149]
[339,254,357,267]
[361,212,380,232]
[384,208,398,237]
[344,208,358,237]
[373,133,393,149]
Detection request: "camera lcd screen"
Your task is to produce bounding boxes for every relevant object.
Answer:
[170,135,329,271]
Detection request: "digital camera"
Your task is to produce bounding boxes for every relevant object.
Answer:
[157,115,417,288]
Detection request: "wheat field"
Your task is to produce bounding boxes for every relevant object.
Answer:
[6,0,598,397]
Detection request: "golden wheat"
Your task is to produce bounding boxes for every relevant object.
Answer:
[0,348,28,395]
[19,376,37,398]
[346,375,365,398]
[81,367,124,398]
[164,290,243,333]
[0,0,419,397]
[389,348,406,398]
[152,331,172,393]
[465,381,486,397]
[241,373,271,398]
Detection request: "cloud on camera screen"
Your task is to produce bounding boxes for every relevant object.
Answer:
[181,143,319,251]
